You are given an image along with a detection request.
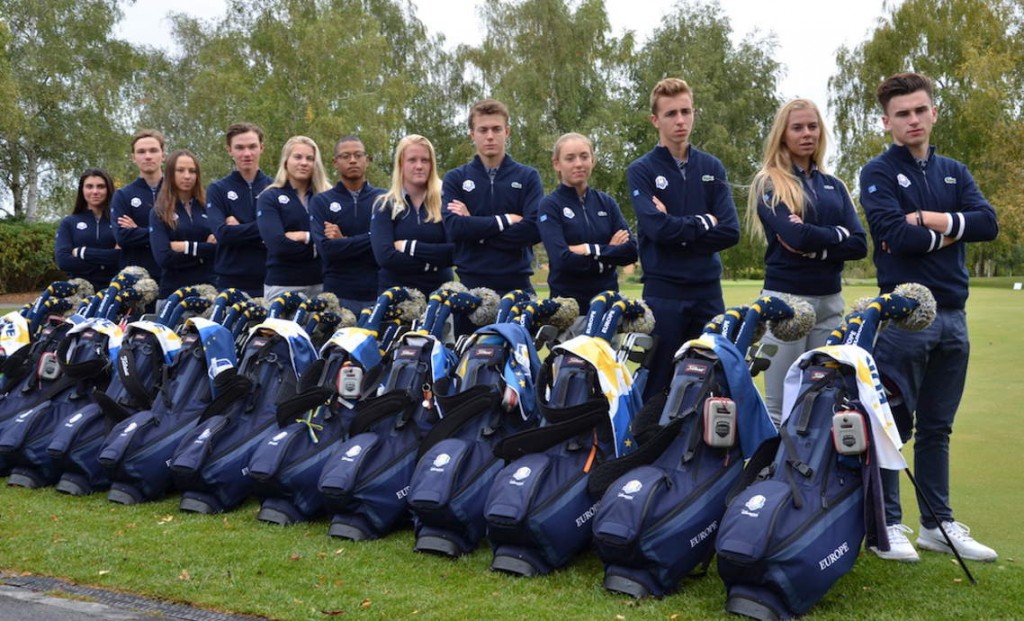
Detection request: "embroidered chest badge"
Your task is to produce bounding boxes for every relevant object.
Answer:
[655,175,668,190]
[944,176,957,185]
[278,195,290,204]
[130,197,142,208]
[227,191,239,201]
[511,181,522,189]
[897,173,911,188]
[701,174,715,182]
[462,180,476,192]
[76,222,88,230]
[330,202,342,213]
[562,207,575,219]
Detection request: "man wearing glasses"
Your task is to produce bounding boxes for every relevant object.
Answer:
[310,135,384,314]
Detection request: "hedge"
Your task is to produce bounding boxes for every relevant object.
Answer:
[0,218,63,294]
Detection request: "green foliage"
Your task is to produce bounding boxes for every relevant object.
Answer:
[829,0,1024,274]
[0,217,62,293]
[135,0,460,189]
[0,0,145,220]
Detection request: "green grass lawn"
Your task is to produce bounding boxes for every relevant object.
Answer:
[2,281,1023,620]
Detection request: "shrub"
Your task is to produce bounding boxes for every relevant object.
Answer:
[0,218,63,294]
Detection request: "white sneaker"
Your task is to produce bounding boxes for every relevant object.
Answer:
[917,521,998,562]
[869,523,920,562]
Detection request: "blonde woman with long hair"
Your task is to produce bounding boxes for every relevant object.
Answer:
[256,135,331,300]
[745,99,867,425]
[370,134,453,297]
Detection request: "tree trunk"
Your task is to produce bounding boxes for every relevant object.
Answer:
[25,151,39,222]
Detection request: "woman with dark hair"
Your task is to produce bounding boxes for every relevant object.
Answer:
[744,98,867,426]
[54,168,121,290]
[149,150,216,309]
[370,134,453,298]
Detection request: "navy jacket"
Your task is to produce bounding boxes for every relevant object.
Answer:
[309,181,383,301]
[206,170,272,294]
[370,197,453,298]
[256,184,322,288]
[54,213,121,290]
[149,200,216,299]
[757,169,867,296]
[441,154,542,292]
[627,145,740,298]
[111,177,163,280]
[860,144,998,309]
[538,184,638,310]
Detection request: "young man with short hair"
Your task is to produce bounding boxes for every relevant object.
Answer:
[860,71,999,563]
[627,78,740,400]
[206,122,273,296]
[112,129,166,281]
[442,98,543,302]
[309,135,383,314]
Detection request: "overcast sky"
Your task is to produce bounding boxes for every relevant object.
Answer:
[116,0,890,129]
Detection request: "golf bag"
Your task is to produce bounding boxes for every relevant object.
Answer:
[589,332,779,597]
[318,331,454,540]
[406,322,542,557]
[99,318,238,504]
[169,317,316,514]
[247,327,384,524]
[0,318,119,488]
[716,354,874,620]
[483,332,642,576]
[0,317,76,475]
[47,321,181,495]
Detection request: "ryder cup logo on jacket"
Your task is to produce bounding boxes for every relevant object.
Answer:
[945,176,957,184]
[742,494,767,517]
[511,181,522,189]
[330,202,342,213]
[278,195,290,204]
[655,175,668,190]
[131,197,142,208]
[77,222,88,230]
[897,173,911,188]
[563,207,575,219]
[702,174,715,182]
[227,191,239,200]
[462,179,476,192]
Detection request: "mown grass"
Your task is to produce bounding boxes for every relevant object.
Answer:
[2,281,1023,620]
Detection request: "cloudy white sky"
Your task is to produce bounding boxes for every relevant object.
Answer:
[117,0,891,125]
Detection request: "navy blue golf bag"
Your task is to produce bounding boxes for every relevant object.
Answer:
[716,354,877,620]
[99,318,238,504]
[318,331,455,540]
[47,321,181,495]
[0,319,119,488]
[483,333,642,576]
[0,317,76,475]
[589,333,778,597]
[247,327,384,525]
[406,323,542,557]
[169,317,316,514]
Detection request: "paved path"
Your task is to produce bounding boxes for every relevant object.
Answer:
[1,575,265,621]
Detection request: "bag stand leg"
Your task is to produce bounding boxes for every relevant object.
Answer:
[903,468,976,585]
